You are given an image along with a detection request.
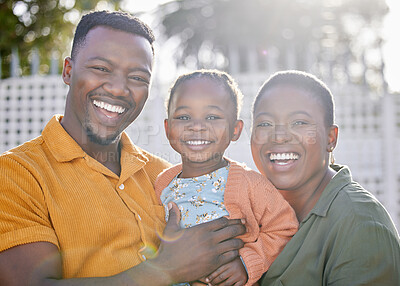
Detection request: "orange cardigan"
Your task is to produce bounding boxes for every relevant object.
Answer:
[155,158,298,285]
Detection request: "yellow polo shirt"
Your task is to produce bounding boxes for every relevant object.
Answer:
[0,115,170,278]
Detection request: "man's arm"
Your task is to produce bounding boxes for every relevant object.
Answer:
[0,203,245,286]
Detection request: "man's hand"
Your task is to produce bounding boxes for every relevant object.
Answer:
[149,203,246,284]
[205,257,248,286]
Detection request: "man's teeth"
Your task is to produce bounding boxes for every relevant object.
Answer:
[270,153,299,161]
[186,140,211,145]
[93,100,125,114]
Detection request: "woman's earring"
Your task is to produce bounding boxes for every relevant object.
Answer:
[329,147,335,164]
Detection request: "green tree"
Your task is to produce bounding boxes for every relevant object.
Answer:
[158,0,388,90]
[0,0,123,78]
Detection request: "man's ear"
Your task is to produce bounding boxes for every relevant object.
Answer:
[327,124,339,151]
[62,57,73,85]
[164,118,170,140]
[231,119,244,142]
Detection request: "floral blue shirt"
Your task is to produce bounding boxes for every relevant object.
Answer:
[160,165,230,228]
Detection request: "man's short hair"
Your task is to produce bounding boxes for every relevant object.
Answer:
[71,10,155,59]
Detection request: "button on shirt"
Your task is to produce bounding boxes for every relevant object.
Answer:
[0,115,171,278]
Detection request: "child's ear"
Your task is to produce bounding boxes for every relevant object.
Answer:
[62,57,73,85]
[231,119,244,142]
[164,118,170,140]
[326,124,338,152]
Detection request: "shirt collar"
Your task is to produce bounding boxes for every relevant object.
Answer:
[304,164,352,220]
[43,115,149,168]
[43,115,86,162]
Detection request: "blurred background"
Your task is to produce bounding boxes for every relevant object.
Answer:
[0,0,399,228]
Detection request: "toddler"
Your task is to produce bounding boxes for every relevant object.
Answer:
[155,70,298,285]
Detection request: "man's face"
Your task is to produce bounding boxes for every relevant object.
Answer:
[62,26,153,145]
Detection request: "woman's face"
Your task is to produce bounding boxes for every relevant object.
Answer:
[251,85,337,192]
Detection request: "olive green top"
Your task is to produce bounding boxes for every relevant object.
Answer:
[261,164,400,286]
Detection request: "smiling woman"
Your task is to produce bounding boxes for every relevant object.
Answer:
[251,70,400,286]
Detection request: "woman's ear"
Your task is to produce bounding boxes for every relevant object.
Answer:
[327,124,339,152]
[232,119,244,142]
[62,57,73,85]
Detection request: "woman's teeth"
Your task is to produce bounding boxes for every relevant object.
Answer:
[270,152,299,161]
[93,100,125,114]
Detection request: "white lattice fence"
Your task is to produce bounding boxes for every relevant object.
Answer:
[0,76,68,151]
[0,74,399,229]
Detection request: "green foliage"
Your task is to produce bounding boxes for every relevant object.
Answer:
[0,0,123,78]
[159,0,388,89]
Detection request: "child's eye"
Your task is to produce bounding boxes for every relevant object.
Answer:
[292,120,308,126]
[206,115,221,120]
[175,115,190,120]
[256,122,272,127]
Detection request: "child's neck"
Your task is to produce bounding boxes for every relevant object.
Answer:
[179,158,228,178]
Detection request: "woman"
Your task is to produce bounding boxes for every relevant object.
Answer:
[251,70,400,285]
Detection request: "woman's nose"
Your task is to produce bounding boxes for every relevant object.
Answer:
[272,124,292,143]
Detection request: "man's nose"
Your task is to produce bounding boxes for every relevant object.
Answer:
[103,74,129,97]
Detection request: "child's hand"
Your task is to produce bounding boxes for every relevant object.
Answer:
[191,281,208,286]
[205,257,248,286]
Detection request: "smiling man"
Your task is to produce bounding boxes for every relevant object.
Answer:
[0,11,245,285]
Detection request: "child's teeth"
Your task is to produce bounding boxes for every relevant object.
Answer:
[186,140,210,145]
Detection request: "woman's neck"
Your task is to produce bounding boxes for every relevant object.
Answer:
[279,167,336,222]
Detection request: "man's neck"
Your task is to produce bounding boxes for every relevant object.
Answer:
[84,141,122,176]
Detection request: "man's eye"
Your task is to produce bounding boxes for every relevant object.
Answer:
[92,66,109,72]
[129,76,149,84]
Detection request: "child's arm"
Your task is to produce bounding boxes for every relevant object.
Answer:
[221,170,299,285]
[204,257,248,285]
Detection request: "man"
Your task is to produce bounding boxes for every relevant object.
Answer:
[0,11,245,285]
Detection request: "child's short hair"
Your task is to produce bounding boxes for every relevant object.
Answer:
[253,70,335,127]
[71,10,155,59]
[166,69,243,120]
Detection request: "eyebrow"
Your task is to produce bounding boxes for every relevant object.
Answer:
[87,56,151,76]
[174,105,224,113]
[255,110,312,118]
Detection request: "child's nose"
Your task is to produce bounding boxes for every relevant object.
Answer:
[188,119,207,131]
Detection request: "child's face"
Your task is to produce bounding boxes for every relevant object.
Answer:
[251,85,337,192]
[165,78,243,167]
